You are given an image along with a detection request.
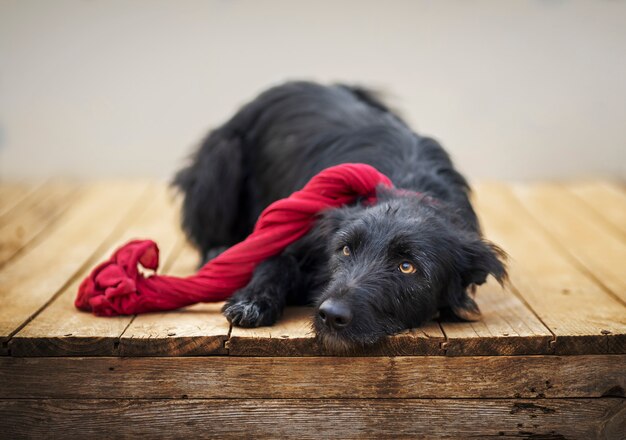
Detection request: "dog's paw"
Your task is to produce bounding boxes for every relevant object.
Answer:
[222,287,283,327]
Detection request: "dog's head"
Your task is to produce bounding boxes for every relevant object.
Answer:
[313,189,507,352]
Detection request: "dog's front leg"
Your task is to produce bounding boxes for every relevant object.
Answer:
[222,254,301,327]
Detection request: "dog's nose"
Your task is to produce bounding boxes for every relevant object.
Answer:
[318,299,352,330]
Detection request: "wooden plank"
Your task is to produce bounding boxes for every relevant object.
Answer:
[0,182,78,267]
[512,183,626,305]
[474,183,626,354]
[229,307,444,356]
[118,242,230,356]
[9,184,182,357]
[0,181,149,355]
[0,182,39,220]
[1,398,623,439]
[229,307,318,356]
[1,355,624,399]
[567,181,626,237]
[440,279,553,355]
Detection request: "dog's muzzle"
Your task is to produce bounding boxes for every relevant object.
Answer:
[317,298,353,331]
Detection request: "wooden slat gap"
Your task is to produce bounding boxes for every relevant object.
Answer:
[436,321,449,354]
[224,318,233,354]
[502,279,557,354]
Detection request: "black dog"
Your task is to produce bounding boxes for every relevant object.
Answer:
[174,81,506,351]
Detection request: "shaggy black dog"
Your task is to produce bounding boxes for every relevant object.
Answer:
[174,81,506,351]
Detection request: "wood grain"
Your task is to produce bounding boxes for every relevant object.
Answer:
[229,307,445,356]
[438,184,556,356]
[0,180,625,440]
[474,183,626,354]
[1,180,625,358]
[118,242,230,356]
[0,182,40,220]
[512,183,626,305]
[567,181,626,238]
[1,398,623,439]
[8,184,182,357]
[229,306,318,355]
[1,355,624,399]
[440,279,553,355]
[0,182,77,267]
[0,181,149,355]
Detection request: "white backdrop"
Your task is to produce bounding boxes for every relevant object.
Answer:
[1,0,625,180]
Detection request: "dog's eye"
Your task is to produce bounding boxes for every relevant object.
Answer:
[342,245,351,256]
[398,261,416,274]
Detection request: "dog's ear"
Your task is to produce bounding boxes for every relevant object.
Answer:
[459,237,507,287]
[446,237,507,321]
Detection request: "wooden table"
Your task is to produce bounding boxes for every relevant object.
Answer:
[1,180,625,439]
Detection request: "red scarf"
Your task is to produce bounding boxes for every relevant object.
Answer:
[75,163,393,316]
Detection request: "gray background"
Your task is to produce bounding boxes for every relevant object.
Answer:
[1,0,625,181]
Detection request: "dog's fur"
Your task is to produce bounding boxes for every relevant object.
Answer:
[173,81,506,352]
